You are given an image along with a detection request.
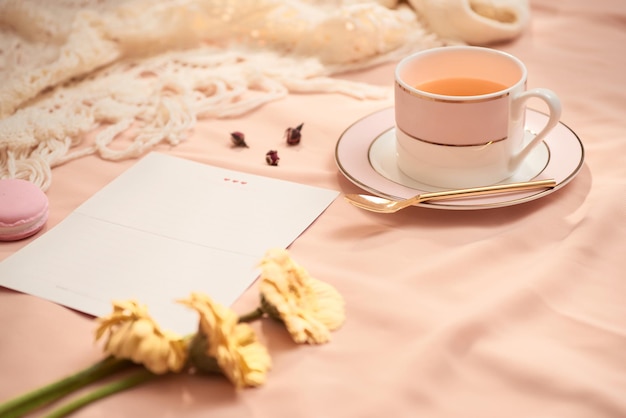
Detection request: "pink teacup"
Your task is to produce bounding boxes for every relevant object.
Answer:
[394,46,561,188]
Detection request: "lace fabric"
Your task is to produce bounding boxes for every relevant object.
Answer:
[0,0,529,190]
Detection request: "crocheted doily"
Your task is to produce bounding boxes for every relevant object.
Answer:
[0,0,529,190]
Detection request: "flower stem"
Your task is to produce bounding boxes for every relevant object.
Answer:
[44,369,159,418]
[237,307,265,323]
[0,356,133,418]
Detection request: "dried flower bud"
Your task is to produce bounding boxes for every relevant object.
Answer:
[285,123,304,145]
[230,131,248,148]
[265,150,279,166]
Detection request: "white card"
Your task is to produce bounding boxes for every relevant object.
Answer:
[0,153,338,334]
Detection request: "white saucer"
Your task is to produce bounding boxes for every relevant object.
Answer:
[335,107,584,210]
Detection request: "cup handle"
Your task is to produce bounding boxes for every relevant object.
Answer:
[510,88,562,168]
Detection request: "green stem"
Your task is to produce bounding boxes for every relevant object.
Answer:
[237,307,265,323]
[44,369,159,418]
[0,356,133,418]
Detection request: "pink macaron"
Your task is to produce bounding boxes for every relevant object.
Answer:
[0,179,49,241]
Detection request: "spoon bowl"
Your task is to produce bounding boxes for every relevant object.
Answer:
[345,179,557,213]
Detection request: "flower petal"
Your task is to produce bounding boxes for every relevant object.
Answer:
[95,300,187,374]
[179,293,271,388]
[259,248,346,344]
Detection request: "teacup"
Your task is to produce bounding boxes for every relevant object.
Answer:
[394,46,561,189]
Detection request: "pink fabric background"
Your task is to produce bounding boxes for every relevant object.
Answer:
[1,0,625,416]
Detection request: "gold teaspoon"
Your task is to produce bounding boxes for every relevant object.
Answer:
[344,179,557,213]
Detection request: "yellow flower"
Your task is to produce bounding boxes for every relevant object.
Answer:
[95,300,187,374]
[178,293,271,388]
[259,248,346,344]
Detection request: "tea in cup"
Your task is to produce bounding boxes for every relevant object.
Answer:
[394,46,561,188]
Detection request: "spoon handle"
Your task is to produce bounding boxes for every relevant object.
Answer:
[415,179,557,203]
